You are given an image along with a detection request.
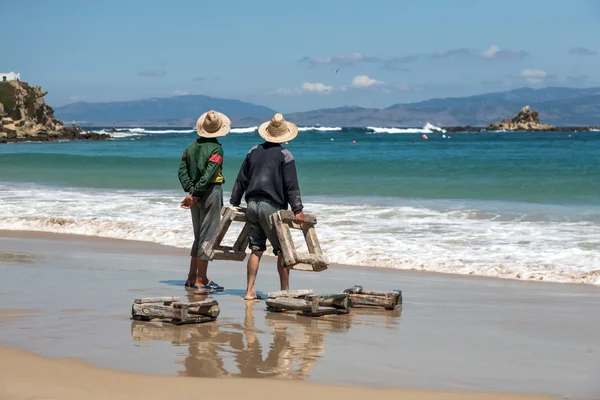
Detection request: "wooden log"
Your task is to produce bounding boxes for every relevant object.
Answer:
[347,294,397,310]
[278,210,318,225]
[265,297,319,313]
[134,297,180,304]
[132,303,186,320]
[267,289,313,299]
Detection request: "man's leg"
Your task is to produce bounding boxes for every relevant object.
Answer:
[187,202,202,287]
[276,253,289,291]
[245,200,267,300]
[195,259,209,287]
[245,250,262,300]
[186,257,198,286]
[195,185,223,289]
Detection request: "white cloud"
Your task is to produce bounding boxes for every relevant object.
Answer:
[301,82,333,94]
[481,45,528,60]
[273,82,333,95]
[520,69,547,83]
[481,45,502,59]
[351,75,384,88]
[173,90,190,96]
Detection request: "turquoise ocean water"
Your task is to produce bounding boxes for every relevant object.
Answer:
[1,126,600,284]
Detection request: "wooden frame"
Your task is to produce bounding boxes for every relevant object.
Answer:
[265,289,349,317]
[270,210,328,272]
[202,206,329,272]
[342,286,403,310]
[131,297,219,325]
[201,206,250,262]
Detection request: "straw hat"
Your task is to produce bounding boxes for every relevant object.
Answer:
[258,113,298,143]
[196,110,231,138]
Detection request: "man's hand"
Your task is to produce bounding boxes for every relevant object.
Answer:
[180,194,198,209]
[293,211,305,224]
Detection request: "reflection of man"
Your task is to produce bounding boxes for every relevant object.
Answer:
[230,113,305,300]
[178,110,229,291]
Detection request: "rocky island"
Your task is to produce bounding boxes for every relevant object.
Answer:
[0,80,109,143]
[486,105,555,131]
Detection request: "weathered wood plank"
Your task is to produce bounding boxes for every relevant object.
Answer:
[134,297,180,304]
[188,304,220,318]
[201,206,235,258]
[278,210,318,225]
[211,248,247,261]
[347,294,397,310]
[306,294,351,309]
[295,252,328,267]
[265,298,313,312]
[232,222,251,252]
[267,289,313,298]
[288,263,328,272]
[172,299,218,308]
[132,303,186,320]
[272,213,297,267]
[303,225,324,256]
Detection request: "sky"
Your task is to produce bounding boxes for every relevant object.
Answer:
[1,0,599,112]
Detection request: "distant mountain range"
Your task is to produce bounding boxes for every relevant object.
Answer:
[54,86,600,127]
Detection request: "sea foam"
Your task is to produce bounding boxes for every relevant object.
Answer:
[1,182,599,285]
[366,122,446,134]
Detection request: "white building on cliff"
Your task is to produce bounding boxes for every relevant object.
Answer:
[1,72,20,82]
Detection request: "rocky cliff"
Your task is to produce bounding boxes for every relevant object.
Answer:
[0,81,108,143]
[486,105,555,131]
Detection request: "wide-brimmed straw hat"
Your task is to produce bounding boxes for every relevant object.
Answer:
[258,113,298,143]
[196,110,231,138]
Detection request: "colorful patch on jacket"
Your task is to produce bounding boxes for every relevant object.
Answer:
[208,154,223,165]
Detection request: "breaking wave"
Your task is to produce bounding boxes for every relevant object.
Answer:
[366,123,446,134]
[2,182,599,285]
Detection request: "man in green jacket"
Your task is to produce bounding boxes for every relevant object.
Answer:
[178,110,230,290]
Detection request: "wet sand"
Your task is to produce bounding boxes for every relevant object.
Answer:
[0,231,599,399]
[0,346,556,400]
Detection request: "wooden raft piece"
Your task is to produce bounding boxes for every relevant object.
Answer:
[131,297,219,325]
[266,289,349,317]
[271,210,329,272]
[201,206,249,262]
[342,285,402,310]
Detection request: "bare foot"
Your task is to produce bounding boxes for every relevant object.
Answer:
[244,292,262,300]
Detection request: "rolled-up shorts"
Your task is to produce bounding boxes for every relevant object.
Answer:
[190,184,223,260]
[246,197,282,255]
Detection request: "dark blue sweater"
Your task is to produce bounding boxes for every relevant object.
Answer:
[230,142,303,212]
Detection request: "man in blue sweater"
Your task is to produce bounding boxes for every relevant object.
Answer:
[230,113,305,300]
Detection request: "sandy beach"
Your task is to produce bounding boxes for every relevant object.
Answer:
[0,230,599,400]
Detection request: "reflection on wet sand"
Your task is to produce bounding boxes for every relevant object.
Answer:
[131,292,402,380]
